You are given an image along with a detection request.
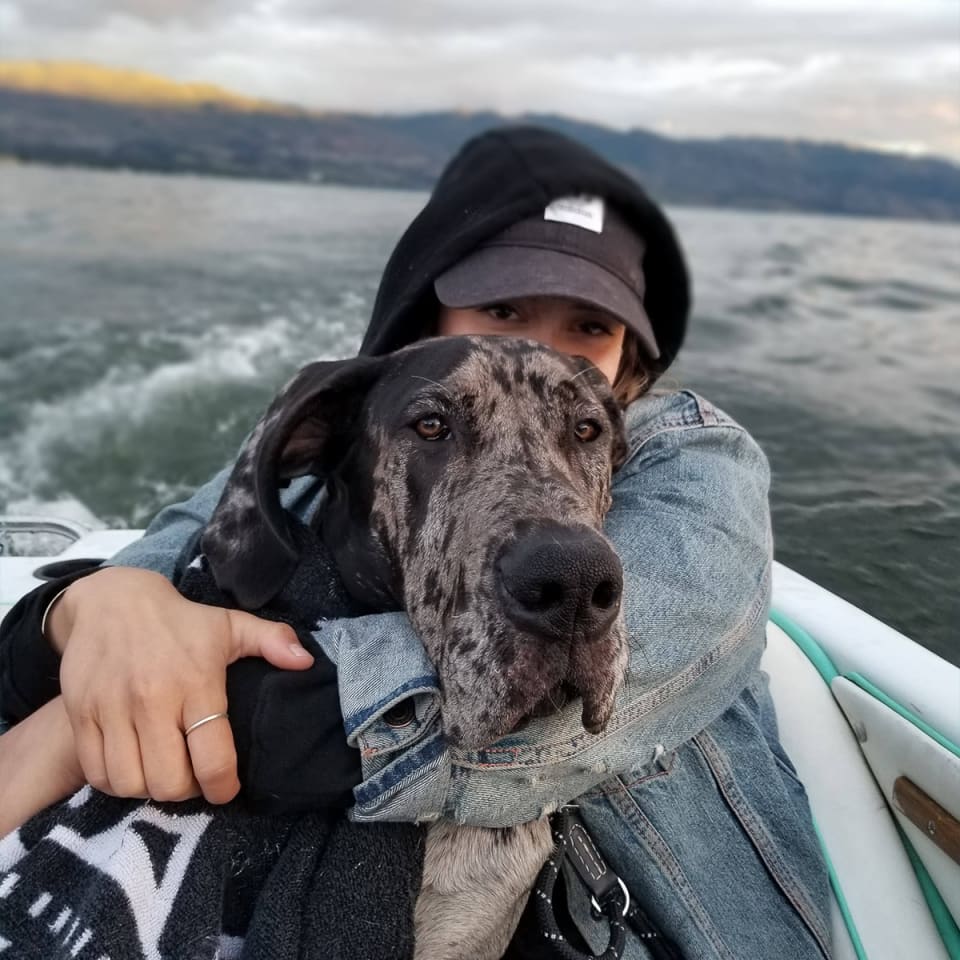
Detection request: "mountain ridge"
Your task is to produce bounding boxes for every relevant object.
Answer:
[2,60,958,221]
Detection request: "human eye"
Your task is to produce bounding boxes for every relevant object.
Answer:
[483,302,521,322]
[578,318,614,337]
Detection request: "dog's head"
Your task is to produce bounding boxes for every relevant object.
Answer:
[203,336,629,748]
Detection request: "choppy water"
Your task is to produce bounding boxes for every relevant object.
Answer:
[1,164,957,666]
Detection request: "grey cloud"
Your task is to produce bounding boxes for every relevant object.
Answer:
[1,0,957,160]
[7,0,248,29]
[275,0,955,55]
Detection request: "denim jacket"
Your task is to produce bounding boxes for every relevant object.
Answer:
[110,389,832,959]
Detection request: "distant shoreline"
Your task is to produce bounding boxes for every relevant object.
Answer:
[7,154,960,231]
[2,84,959,223]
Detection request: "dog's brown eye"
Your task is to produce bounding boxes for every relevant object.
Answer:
[574,419,601,443]
[414,416,450,441]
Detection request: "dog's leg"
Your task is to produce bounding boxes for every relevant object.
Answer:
[414,819,555,960]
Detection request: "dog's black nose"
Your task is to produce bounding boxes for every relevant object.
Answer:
[496,523,623,642]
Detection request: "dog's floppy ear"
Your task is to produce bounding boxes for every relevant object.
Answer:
[201,356,383,609]
[604,398,629,472]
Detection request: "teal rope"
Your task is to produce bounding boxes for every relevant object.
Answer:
[769,607,960,960]
[812,819,869,960]
[769,607,866,958]
[768,607,838,683]
[897,823,960,959]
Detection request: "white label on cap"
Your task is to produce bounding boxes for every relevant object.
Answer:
[543,195,605,233]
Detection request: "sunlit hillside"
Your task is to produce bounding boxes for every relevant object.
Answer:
[1,60,957,219]
[0,60,298,113]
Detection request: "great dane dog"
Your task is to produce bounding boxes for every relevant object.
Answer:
[202,334,629,960]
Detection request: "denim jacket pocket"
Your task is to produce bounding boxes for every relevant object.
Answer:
[351,730,450,823]
[582,762,742,960]
[575,694,832,960]
[353,690,442,765]
[691,679,833,956]
[692,728,831,958]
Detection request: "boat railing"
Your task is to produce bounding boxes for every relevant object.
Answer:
[0,515,89,557]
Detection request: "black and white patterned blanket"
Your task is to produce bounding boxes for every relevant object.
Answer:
[0,523,424,960]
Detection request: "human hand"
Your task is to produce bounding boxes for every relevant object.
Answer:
[0,696,84,836]
[49,566,313,805]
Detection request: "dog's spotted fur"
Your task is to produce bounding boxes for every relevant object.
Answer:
[203,336,629,960]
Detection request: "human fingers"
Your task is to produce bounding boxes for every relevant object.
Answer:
[100,717,148,798]
[69,711,110,795]
[138,709,202,802]
[58,567,185,792]
[182,693,239,805]
[224,609,313,669]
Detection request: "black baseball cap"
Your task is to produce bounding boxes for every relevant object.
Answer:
[433,195,659,359]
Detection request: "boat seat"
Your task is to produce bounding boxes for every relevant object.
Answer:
[764,621,952,960]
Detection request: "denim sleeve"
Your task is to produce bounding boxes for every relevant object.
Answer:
[594,410,772,744]
[320,393,773,826]
[107,469,323,580]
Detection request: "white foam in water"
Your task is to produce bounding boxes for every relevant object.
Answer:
[0,311,357,513]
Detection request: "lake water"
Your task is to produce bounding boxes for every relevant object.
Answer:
[1,164,958,666]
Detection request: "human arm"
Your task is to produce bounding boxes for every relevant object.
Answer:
[0,571,360,815]
[0,696,84,836]
[0,469,324,804]
[0,467,242,727]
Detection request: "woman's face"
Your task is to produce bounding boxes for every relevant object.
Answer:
[436,296,626,384]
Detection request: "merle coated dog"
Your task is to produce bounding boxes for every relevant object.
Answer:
[202,335,629,960]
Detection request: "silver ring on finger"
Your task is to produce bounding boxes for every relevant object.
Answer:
[184,712,229,737]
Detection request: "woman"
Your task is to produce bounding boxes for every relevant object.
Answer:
[0,126,832,958]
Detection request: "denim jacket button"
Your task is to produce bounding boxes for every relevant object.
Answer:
[383,699,416,727]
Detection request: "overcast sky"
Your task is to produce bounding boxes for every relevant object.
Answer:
[2,0,958,161]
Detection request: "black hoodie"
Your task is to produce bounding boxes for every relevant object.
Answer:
[360,125,691,370]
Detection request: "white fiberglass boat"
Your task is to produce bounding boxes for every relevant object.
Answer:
[1,517,958,960]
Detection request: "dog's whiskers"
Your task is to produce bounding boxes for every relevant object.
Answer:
[544,686,565,713]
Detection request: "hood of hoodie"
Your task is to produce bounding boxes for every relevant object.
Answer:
[359,125,691,370]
